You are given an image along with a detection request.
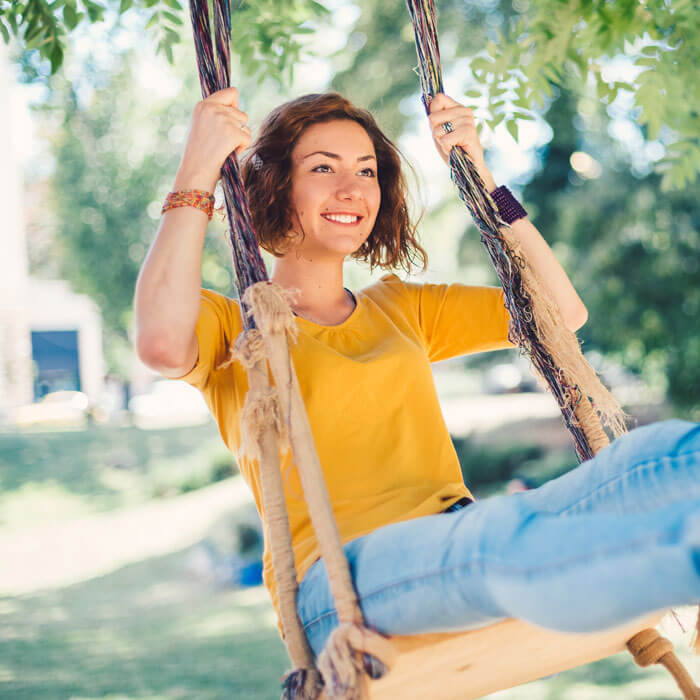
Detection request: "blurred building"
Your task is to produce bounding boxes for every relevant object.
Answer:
[0,42,104,420]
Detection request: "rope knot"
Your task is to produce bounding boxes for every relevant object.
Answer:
[230,328,266,369]
[239,382,289,461]
[317,622,398,699]
[627,628,674,667]
[280,666,324,699]
[243,280,300,341]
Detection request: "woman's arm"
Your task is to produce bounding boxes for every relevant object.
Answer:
[428,93,588,332]
[134,86,251,375]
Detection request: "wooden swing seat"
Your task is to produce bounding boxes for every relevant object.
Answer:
[363,609,669,699]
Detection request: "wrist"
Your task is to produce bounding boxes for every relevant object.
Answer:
[474,163,497,192]
[490,185,528,224]
[173,166,218,193]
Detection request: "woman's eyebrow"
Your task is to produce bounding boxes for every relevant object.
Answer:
[302,150,376,162]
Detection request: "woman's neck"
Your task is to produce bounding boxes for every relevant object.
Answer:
[270,257,356,325]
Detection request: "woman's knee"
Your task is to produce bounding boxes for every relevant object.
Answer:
[626,419,699,459]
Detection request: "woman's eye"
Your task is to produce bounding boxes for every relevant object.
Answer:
[312,164,376,177]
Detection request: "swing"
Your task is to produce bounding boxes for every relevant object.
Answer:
[184,0,700,697]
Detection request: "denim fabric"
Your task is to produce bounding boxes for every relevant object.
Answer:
[296,419,700,660]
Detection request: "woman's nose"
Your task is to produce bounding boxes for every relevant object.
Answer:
[335,173,362,199]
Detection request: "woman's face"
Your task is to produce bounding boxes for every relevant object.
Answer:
[287,119,381,261]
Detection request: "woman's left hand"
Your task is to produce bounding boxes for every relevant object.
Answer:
[428,93,496,190]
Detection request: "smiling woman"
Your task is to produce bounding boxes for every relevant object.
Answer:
[132,81,700,700]
[240,92,427,272]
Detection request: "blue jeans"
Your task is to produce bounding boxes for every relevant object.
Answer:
[296,419,700,660]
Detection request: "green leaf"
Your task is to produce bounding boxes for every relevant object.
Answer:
[512,111,535,121]
[162,10,182,26]
[163,0,183,9]
[163,25,180,40]
[309,0,330,15]
[0,20,10,43]
[145,11,160,30]
[83,0,106,23]
[470,57,493,73]
[506,118,519,142]
[63,4,80,30]
[119,0,133,13]
[636,57,657,67]
[6,12,17,34]
[49,42,64,74]
[464,90,481,98]
[162,39,174,64]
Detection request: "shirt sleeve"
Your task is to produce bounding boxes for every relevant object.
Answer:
[172,288,242,391]
[399,276,517,362]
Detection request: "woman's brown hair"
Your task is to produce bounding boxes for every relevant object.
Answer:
[240,92,428,274]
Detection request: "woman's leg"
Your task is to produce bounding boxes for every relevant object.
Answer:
[296,419,700,659]
[522,418,700,517]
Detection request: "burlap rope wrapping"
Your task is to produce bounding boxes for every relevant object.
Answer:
[627,628,700,699]
[495,223,628,448]
[232,281,398,699]
[230,329,323,698]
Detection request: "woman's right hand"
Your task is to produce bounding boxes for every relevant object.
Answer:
[175,86,251,192]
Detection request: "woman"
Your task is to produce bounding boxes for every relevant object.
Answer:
[134,87,700,658]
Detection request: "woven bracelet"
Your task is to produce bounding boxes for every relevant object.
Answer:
[490,185,528,224]
[161,189,215,220]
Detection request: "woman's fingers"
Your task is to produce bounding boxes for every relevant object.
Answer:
[204,85,241,108]
[428,104,474,129]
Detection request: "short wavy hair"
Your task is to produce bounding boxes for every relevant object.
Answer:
[240,92,427,274]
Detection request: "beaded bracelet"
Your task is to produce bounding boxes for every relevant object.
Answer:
[489,185,528,224]
[161,189,215,220]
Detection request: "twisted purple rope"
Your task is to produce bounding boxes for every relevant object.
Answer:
[187,0,269,328]
[406,0,593,462]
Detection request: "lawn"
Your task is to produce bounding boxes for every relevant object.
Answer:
[0,423,697,699]
[1,539,696,700]
[0,422,233,531]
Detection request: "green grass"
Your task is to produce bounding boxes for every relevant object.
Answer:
[0,544,695,699]
[0,425,697,699]
[0,423,235,530]
[0,546,290,700]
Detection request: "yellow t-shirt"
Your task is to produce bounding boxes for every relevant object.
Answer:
[173,272,515,639]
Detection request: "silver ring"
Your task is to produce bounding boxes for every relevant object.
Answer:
[442,121,453,134]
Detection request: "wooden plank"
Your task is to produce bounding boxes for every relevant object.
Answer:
[366,610,669,699]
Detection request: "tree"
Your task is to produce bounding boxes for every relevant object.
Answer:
[519,85,700,413]
[39,49,236,375]
[3,0,699,189]
[21,0,699,412]
[0,0,329,81]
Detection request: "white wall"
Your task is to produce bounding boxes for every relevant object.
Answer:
[0,40,33,414]
[0,42,105,415]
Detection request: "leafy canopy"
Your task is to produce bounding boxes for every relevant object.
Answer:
[2,0,699,190]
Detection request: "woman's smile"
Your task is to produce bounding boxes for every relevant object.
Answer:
[321,212,364,226]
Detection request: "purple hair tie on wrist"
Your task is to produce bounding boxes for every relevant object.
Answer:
[489,185,528,224]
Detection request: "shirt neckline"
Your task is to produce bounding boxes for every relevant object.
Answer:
[293,287,361,330]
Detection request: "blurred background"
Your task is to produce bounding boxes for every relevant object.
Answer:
[0,0,698,697]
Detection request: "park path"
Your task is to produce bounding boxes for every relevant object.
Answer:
[0,475,255,596]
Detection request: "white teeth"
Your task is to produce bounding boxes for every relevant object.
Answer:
[323,214,359,224]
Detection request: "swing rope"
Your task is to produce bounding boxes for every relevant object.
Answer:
[407,0,628,462]
[184,0,700,697]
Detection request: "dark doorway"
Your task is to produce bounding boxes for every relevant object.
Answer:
[31,330,81,399]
